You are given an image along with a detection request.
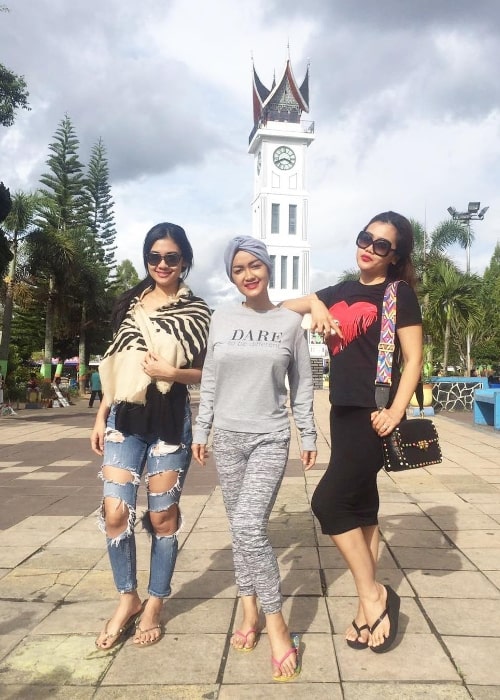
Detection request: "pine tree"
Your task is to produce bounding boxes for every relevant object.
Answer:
[84,137,117,278]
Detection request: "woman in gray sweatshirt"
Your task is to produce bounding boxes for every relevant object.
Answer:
[192,236,317,682]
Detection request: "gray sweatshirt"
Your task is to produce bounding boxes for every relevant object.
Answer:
[193,304,317,452]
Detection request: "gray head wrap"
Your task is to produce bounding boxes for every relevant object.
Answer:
[224,235,272,280]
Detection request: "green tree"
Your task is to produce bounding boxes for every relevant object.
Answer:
[0,182,13,276]
[0,191,39,376]
[475,243,500,366]
[35,115,86,377]
[114,259,140,295]
[84,137,117,276]
[423,259,481,374]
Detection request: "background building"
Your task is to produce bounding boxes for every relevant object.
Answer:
[248,58,315,304]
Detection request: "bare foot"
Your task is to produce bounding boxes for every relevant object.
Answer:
[133,597,163,646]
[267,613,297,679]
[231,596,259,651]
[363,583,390,649]
[95,594,143,649]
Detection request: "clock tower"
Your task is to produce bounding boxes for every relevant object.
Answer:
[248,57,315,303]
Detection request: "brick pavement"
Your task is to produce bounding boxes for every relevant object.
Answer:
[0,392,499,698]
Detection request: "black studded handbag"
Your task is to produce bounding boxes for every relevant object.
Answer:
[375,282,442,472]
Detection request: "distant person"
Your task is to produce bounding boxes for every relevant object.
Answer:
[192,236,316,681]
[0,374,4,404]
[91,222,210,650]
[88,368,103,407]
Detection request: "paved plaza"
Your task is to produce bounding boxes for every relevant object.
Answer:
[0,391,499,699]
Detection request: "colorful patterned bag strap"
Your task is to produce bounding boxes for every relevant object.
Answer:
[375,281,399,409]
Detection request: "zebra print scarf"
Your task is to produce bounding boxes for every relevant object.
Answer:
[99,283,210,405]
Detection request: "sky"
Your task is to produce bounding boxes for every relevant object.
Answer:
[2,0,500,308]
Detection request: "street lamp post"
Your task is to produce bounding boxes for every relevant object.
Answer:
[447,201,489,376]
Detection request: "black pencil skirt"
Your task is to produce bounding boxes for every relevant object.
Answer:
[311,405,384,536]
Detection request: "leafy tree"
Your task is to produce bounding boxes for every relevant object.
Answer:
[114,259,140,295]
[0,63,30,127]
[475,243,500,366]
[1,5,30,127]
[0,191,39,376]
[422,259,481,374]
[0,181,13,276]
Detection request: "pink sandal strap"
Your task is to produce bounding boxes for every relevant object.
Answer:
[233,628,257,642]
[272,646,297,670]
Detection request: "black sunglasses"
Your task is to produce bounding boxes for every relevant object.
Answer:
[146,251,182,267]
[356,230,397,258]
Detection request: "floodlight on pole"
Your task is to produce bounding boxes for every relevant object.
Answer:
[447,200,489,376]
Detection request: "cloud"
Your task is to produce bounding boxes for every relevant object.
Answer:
[1,0,500,310]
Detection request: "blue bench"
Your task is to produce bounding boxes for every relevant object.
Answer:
[473,389,500,430]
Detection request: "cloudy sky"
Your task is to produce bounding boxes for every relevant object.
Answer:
[2,0,500,307]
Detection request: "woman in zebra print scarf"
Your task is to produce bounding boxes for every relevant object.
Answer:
[91,222,210,650]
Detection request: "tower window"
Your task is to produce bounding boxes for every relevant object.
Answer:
[293,256,299,289]
[269,255,276,288]
[271,203,280,234]
[280,256,287,289]
[289,205,297,235]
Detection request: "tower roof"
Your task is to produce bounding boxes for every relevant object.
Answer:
[252,59,310,126]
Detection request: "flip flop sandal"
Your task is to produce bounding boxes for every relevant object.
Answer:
[369,585,401,654]
[272,635,301,682]
[346,620,370,649]
[95,609,142,650]
[133,623,164,648]
[231,628,260,652]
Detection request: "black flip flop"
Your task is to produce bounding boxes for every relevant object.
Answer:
[346,619,369,649]
[369,585,400,654]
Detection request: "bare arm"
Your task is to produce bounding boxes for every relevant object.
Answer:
[90,397,110,455]
[372,324,423,435]
[282,294,343,336]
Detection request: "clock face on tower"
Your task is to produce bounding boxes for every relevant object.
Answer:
[273,146,296,170]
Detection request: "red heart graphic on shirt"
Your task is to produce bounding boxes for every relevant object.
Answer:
[327,300,378,355]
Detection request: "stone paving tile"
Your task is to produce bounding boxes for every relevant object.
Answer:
[334,633,460,682]
[421,597,500,636]
[171,570,237,598]
[219,684,342,699]
[445,529,500,548]
[161,598,234,633]
[443,636,500,685]
[0,545,43,568]
[0,634,112,686]
[175,547,235,571]
[405,569,500,598]
[95,686,219,699]
[101,633,226,685]
[0,568,85,603]
[342,682,470,699]
[0,686,94,699]
[467,687,500,700]
[390,546,475,570]
[324,567,412,598]
[18,547,104,571]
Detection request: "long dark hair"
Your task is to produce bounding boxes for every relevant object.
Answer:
[111,222,194,332]
[364,211,417,288]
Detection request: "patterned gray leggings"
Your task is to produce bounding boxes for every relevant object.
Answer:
[213,427,291,614]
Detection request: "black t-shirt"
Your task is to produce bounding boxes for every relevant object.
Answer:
[316,280,422,407]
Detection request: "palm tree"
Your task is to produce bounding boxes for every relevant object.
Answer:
[422,259,481,374]
[0,191,39,377]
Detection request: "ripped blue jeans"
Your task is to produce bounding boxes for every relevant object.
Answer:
[98,403,192,598]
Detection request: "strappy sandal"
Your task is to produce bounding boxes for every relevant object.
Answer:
[369,585,401,654]
[346,619,369,649]
[231,628,259,652]
[95,609,142,650]
[272,639,301,682]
